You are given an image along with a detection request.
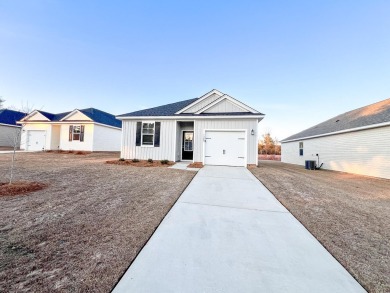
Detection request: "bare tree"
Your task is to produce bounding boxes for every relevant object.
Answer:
[0,96,4,109]
[7,103,33,184]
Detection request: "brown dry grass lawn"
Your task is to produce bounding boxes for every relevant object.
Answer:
[0,152,195,292]
[251,161,390,293]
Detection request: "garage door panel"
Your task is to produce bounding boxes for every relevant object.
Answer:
[204,131,246,167]
[27,130,46,151]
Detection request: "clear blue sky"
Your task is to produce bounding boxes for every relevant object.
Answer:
[1,0,389,140]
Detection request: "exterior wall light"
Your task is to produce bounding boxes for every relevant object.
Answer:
[251,129,255,135]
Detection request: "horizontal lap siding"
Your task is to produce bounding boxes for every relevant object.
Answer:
[121,120,175,161]
[0,125,21,147]
[193,119,259,164]
[281,126,390,179]
[204,99,247,113]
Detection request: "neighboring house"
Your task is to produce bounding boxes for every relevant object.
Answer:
[281,98,390,179]
[0,109,26,148]
[19,108,122,151]
[117,89,264,167]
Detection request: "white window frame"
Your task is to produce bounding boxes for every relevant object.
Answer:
[299,141,303,156]
[72,125,82,141]
[141,121,155,147]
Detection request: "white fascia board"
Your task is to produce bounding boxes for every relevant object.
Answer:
[194,94,259,114]
[281,121,390,143]
[175,89,224,114]
[59,109,79,121]
[117,115,265,120]
[19,110,41,122]
[0,123,21,128]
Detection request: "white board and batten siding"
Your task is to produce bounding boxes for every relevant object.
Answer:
[194,119,259,165]
[282,126,390,179]
[121,120,176,161]
[183,93,221,113]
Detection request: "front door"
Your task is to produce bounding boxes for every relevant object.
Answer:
[182,131,194,160]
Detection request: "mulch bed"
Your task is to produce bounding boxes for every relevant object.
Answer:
[0,181,47,196]
[46,150,91,155]
[106,159,174,167]
[187,162,203,168]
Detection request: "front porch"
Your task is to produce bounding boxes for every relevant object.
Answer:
[175,121,194,162]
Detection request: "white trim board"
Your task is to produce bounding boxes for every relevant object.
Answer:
[117,115,265,120]
[194,94,259,114]
[175,89,224,114]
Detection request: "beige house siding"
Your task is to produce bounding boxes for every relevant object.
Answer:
[93,124,121,151]
[0,124,21,147]
[59,124,94,151]
[281,125,390,179]
[20,123,52,150]
[193,119,259,165]
[121,120,176,160]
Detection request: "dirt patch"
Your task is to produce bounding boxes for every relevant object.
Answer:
[258,154,281,161]
[0,152,195,292]
[0,181,47,196]
[106,159,174,167]
[187,162,203,168]
[251,161,390,293]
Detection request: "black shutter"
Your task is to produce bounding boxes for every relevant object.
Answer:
[154,122,161,147]
[136,122,142,146]
[69,125,73,141]
[80,125,85,142]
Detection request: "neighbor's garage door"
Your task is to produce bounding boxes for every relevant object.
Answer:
[27,130,46,151]
[204,130,246,167]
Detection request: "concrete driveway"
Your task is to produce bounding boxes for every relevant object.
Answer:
[113,166,365,293]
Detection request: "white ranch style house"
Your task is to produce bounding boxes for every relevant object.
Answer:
[281,98,390,179]
[117,89,264,167]
[19,108,122,151]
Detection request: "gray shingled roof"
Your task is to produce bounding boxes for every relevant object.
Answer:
[117,98,198,117]
[282,98,390,142]
[117,97,264,117]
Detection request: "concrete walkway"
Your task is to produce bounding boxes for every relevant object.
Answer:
[113,166,365,293]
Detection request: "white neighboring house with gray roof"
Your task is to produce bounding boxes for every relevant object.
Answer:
[117,89,264,167]
[281,98,390,179]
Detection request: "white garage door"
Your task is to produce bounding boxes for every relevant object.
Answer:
[204,130,246,167]
[27,130,46,151]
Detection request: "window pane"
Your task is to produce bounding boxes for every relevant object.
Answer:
[142,134,153,145]
[73,126,81,133]
[73,133,80,140]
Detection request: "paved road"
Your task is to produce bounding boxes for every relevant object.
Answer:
[113,166,365,293]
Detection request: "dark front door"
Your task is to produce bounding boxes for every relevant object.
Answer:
[182,131,194,160]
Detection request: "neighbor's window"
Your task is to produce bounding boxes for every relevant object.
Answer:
[69,125,84,142]
[299,142,303,156]
[142,122,154,146]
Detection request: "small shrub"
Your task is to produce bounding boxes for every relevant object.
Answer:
[119,158,125,161]
[147,158,153,163]
[132,158,140,163]
[160,159,169,165]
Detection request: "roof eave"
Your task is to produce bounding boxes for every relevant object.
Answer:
[281,121,390,143]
